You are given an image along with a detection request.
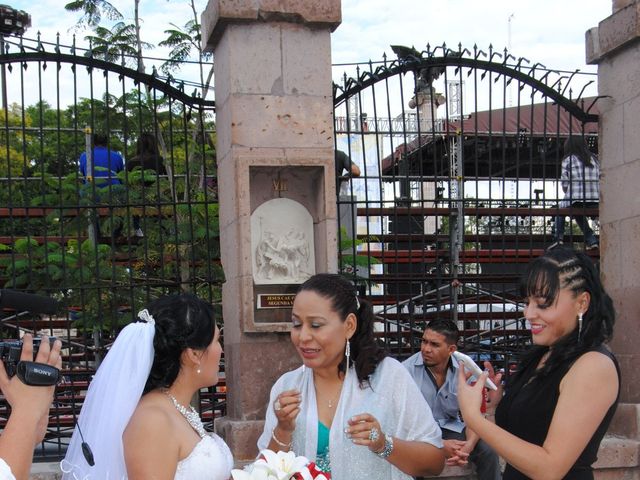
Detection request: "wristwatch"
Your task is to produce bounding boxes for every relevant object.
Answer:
[375,433,394,459]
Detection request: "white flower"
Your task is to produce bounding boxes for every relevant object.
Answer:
[231,450,313,480]
[259,450,310,480]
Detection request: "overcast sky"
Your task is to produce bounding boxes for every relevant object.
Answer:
[10,0,611,72]
[333,0,610,72]
[5,0,612,107]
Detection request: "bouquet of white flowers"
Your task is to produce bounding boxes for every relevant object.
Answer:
[231,450,330,480]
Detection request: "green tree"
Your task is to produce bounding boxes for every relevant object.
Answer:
[0,104,33,177]
[84,22,153,66]
[159,0,214,99]
[65,0,123,28]
[25,101,80,175]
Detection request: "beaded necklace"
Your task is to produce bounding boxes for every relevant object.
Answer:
[164,390,207,439]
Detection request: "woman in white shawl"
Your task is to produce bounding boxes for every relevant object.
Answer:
[258,274,445,479]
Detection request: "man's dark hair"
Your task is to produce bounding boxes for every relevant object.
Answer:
[93,133,108,147]
[425,318,459,345]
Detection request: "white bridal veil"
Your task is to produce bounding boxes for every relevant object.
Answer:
[61,311,155,480]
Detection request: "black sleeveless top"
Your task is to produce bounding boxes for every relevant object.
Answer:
[496,345,620,480]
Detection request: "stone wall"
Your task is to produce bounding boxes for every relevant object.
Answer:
[586,1,640,477]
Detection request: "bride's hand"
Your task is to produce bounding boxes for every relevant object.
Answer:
[273,389,301,433]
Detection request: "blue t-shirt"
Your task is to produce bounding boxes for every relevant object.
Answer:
[79,146,124,185]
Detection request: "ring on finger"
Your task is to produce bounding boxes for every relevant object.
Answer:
[274,400,282,411]
[368,426,380,442]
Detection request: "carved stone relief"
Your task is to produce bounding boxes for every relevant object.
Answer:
[251,198,315,284]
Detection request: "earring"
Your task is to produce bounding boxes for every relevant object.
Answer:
[578,312,583,340]
[196,366,201,374]
[345,339,351,371]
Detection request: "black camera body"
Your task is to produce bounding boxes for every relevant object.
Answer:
[0,338,60,386]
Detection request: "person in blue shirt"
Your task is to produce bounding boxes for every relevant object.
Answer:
[79,133,124,186]
[79,133,125,238]
[403,319,501,480]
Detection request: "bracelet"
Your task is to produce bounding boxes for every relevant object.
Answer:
[272,429,292,449]
[375,433,394,459]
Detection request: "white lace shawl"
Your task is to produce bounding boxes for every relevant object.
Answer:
[258,357,443,480]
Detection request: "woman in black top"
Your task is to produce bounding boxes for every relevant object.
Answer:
[457,246,619,479]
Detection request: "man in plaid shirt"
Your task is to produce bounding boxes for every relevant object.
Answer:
[551,137,600,250]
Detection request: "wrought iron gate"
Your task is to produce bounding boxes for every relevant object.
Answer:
[0,34,223,459]
[333,44,600,366]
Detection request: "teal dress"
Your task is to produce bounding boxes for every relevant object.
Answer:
[316,422,331,473]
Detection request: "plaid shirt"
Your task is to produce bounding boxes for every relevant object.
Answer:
[560,154,600,207]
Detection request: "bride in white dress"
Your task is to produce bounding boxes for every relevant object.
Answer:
[61,294,233,480]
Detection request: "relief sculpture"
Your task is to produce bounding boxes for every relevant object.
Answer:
[251,198,315,284]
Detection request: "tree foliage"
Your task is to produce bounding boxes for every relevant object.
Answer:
[85,22,154,66]
[65,0,123,28]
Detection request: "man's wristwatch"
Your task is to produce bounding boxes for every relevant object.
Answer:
[375,433,394,459]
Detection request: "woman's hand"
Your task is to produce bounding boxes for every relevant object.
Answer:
[273,389,301,433]
[482,361,504,411]
[345,413,386,453]
[456,363,502,429]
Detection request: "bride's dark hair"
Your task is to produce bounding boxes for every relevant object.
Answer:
[143,293,216,394]
[297,273,387,386]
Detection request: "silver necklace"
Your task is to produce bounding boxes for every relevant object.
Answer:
[164,391,207,438]
[321,380,343,409]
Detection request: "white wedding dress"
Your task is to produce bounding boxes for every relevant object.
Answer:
[175,433,233,480]
[61,432,233,480]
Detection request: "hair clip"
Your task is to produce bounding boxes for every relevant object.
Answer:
[137,309,155,325]
[355,296,360,310]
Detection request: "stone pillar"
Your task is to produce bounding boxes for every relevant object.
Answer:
[586,2,640,477]
[201,1,341,461]
[586,0,640,405]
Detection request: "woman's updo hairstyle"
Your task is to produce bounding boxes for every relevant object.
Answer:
[297,273,387,385]
[143,293,216,393]
[518,245,615,379]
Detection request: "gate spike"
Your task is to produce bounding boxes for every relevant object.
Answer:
[576,81,594,101]
[37,31,44,52]
[561,70,579,96]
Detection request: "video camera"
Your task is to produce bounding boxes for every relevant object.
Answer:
[0,337,60,386]
[0,289,61,386]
